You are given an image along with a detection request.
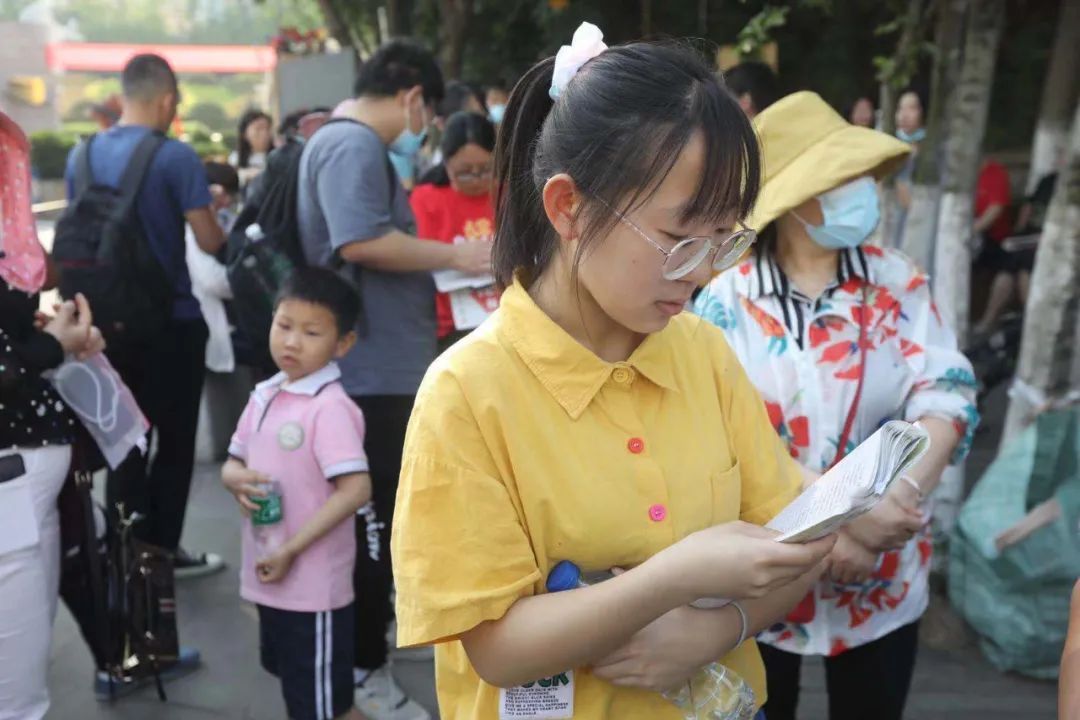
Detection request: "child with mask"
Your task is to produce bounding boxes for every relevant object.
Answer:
[411,111,498,352]
[694,91,979,720]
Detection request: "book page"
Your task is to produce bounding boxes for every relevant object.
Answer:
[766,421,930,543]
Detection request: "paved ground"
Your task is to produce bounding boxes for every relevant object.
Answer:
[44,385,1058,719]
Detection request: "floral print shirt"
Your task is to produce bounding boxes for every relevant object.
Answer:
[694,246,979,656]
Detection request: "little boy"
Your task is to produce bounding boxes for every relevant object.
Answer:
[222,267,371,720]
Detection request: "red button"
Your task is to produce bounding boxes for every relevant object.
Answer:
[627,437,645,454]
[648,504,667,522]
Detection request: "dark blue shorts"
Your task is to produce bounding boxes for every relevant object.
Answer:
[258,603,354,720]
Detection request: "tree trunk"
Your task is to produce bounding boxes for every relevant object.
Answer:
[1025,0,1080,194]
[931,0,1005,349]
[437,0,472,80]
[900,0,967,271]
[698,0,708,37]
[386,0,413,37]
[316,0,354,52]
[1001,98,1080,443]
[642,0,653,37]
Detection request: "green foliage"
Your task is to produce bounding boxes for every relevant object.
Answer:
[736,5,789,55]
[187,102,230,132]
[30,131,80,180]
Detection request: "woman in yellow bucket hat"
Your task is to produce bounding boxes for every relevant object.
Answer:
[694,91,980,720]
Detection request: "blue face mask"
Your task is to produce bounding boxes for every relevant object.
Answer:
[388,151,415,186]
[488,104,506,124]
[389,97,429,160]
[896,127,926,144]
[793,177,881,250]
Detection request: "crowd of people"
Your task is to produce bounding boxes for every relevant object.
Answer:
[0,18,1063,720]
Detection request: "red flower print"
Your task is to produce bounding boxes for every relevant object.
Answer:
[952,418,968,440]
[840,277,863,295]
[786,592,816,624]
[834,363,863,381]
[809,317,844,348]
[930,300,942,325]
[907,274,927,292]
[899,338,923,357]
[884,581,910,609]
[918,538,932,567]
[877,551,900,580]
[862,245,884,257]
[741,297,788,354]
[873,287,897,311]
[829,639,849,656]
[738,262,752,276]
[821,340,856,364]
[764,401,783,429]
[851,304,873,327]
[788,416,810,448]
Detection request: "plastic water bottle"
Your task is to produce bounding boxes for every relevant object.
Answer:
[251,479,286,558]
[545,560,757,720]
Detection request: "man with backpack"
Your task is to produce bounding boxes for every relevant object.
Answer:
[296,39,490,720]
[59,54,226,580]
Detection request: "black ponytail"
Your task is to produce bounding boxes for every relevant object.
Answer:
[492,41,760,289]
[493,58,557,288]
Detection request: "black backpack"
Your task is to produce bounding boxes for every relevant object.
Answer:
[225,135,309,372]
[52,132,173,353]
[226,118,385,367]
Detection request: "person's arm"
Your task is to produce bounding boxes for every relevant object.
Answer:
[461,525,834,688]
[1015,202,1033,233]
[255,472,372,581]
[185,206,226,255]
[974,203,1004,234]
[337,228,490,274]
[315,133,491,275]
[1060,579,1080,719]
[590,560,826,692]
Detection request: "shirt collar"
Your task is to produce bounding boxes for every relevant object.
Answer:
[255,362,342,401]
[735,247,872,301]
[498,277,679,420]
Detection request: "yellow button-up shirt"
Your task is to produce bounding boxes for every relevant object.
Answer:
[393,279,801,719]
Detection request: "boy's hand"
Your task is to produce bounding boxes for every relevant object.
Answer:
[221,463,270,515]
[256,546,296,584]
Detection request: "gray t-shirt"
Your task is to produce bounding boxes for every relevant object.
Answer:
[297,120,436,397]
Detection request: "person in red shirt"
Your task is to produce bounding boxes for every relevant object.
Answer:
[973,158,1020,335]
[411,111,498,352]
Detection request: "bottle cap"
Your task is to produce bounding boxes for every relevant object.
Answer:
[546,560,582,593]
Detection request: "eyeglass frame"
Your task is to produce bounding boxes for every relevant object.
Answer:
[447,163,493,183]
[596,198,757,280]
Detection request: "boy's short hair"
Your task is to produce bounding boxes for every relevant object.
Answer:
[276,267,361,336]
[724,61,780,114]
[353,39,444,106]
[204,161,239,196]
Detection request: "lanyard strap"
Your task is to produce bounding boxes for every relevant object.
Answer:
[831,284,869,468]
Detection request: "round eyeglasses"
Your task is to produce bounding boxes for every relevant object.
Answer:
[602,201,757,280]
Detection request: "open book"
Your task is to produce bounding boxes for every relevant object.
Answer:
[766,421,930,543]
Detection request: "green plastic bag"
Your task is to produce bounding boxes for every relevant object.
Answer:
[950,408,1080,679]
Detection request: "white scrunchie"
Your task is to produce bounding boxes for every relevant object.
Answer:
[549,22,608,100]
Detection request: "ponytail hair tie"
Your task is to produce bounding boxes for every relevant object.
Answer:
[549,22,608,100]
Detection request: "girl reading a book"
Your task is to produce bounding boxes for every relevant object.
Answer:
[694,91,979,720]
[390,25,838,720]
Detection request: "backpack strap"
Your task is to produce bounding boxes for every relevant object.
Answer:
[111,131,167,225]
[72,135,97,198]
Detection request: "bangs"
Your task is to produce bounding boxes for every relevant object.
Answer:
[612,78,761,229]
[681,80,761,227]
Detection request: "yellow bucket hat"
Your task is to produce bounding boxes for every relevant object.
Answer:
[746,91,912,232]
